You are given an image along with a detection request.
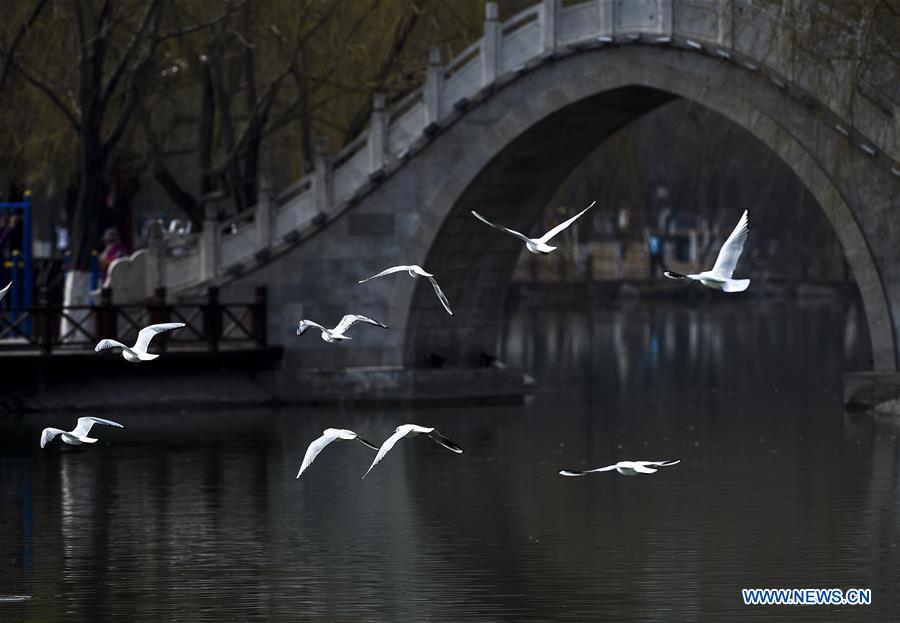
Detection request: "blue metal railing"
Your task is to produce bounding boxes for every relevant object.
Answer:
[0,193,32,335]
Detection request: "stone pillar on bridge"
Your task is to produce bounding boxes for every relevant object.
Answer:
[540,0,558,53]
[716,0,733,47]
[660,0,673,37]
[597,0,614,37]
[368,92,387,178]
[313,136,333,214]
[481,3,500,87]
[425,47,443,131]
[255,175,273,249]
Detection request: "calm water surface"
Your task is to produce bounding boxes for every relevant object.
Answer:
[2,299,898,622]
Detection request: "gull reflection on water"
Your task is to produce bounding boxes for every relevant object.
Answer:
[59,452,97,581]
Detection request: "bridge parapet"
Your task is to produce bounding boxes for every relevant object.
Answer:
[108,0,899,302]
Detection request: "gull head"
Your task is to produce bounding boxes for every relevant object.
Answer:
[296,320,311,335]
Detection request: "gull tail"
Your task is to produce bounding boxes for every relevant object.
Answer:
[722,279,750,293]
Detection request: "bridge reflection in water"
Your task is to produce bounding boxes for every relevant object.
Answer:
[1,297,898,621]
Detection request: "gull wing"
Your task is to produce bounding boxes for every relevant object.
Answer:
[710,210,749,279]
[538,201,597,243]
[94,339,127,353]
[296,320,327,335]
[358,266,415,283]
[333,314,388,335]
[427,429,463,453]
[470,211,532,244]
[134,323,185,353]
[361,429,408,479]
[558,464,618,477]
[425,276,453,316]
[632,464,658,474]
[641,460,681,467]
[72,416,124,437]
[40,427,65,448]
[297,430,342,477]
[0,281,10,304]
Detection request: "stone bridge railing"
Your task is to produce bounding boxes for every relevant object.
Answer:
[108,0,899,302]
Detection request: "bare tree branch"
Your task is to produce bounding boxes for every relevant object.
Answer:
[101,0,160,105]
[342,6,421,145]
[137,99,202,226]
[12,60,81,130]
[156,0,247,42]
[0,0,49,92]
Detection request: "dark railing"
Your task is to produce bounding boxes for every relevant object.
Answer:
[0,286,267,355]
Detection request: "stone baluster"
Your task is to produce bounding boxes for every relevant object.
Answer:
[368,92,387,177]
[716,0,733,47]
[255,175,273,249]
[541,0,558,54]
[200,202,219,281]
[313,136,333,213]
[481,3,500,86]
[424,47,442,132]
[658,0,673,37]
[598,0,615,38]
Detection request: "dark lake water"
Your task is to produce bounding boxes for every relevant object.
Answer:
[2,298,899,621]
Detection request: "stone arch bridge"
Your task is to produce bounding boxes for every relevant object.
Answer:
[110,0,900,379]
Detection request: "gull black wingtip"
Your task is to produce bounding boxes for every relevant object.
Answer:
[663,270,687,280]
[357,436,380,451]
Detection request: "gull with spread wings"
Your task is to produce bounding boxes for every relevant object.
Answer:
[665,210,750,292]
[471,201,597,255]
[40,416,124,448]
[296,428,379,477]
[559,460,681,477]
[95,322,185,362]
[358,265,453,315]
[362,424,463,479]
[296,314,387,343]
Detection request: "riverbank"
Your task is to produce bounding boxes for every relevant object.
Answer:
[1,348,530,412]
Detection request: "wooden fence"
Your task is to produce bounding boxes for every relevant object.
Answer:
[0,286,267,354]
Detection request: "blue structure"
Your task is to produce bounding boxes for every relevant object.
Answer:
[0,192,32,335]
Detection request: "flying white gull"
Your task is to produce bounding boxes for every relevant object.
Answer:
[40,416,124,448]
[560,460,681,477]
[362,424,463,479]
[358,265,453,315]
[296,314,387,343]
[471,200,597,255]
[297,428,379,477]
[95,322,185,361]
[665,210,750,292]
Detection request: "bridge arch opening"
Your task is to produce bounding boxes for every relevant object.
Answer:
[398,52,892,370]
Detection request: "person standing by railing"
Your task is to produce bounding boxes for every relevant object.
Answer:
[99,228,128,286]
